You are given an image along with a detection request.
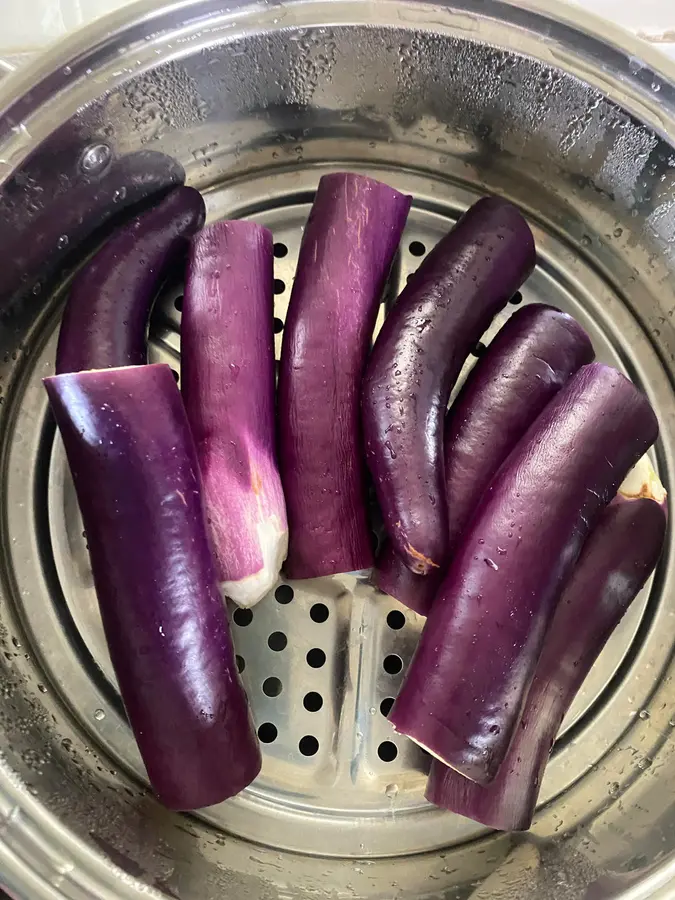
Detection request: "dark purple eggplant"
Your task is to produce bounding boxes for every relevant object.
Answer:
[362,197,536,576]
[44,363,261,810]
[182,221,287,607]
[374,304,594,615]
[390,363,658,785]
[56,186,205,374]
[0,149,185,309]
[278,173,411,579]
[426,464,667,830]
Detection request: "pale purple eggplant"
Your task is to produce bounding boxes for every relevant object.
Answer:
[390,363,658,785]
[426,460,667,830]
[374,304,594,614]
[278,172,411,578]
[56,186,205,373]
[181,221,287,607]
[44,363,261,810]
[362,197,536,576]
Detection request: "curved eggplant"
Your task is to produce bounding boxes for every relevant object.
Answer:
[426,466,667,830]
[182,221,287,607]
[44,363,261,810]
[56,186,205,374]
[362,197,536,575]
[375,304,594,614]
[390,363,659,785]
[278,172,411,579]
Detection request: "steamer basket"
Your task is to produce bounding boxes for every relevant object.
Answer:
[0,1,675,897]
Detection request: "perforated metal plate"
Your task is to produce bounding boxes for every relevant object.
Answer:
[3,165,670,860]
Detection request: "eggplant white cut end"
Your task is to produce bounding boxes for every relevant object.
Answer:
[221,515,288,608]
[619,454,667,507]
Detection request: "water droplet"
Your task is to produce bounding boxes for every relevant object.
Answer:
[384,441,397,459]
[93,709,106,721]
[385,783,399,799]
[609,782,620,795]
[57,234,69,250]
[80,143,111,176]
[112,186,127,203]
[63,65,72,76]
[37,684,47,694]
[580,234,592,248]
[484,557,499,571]
[638,757,652,770]
[639,709,650,720]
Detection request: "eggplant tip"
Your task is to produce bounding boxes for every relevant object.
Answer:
[619,454,667,508]
[221,518,288,608]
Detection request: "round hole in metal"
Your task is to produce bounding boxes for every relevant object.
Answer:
[235,655,245,674]
[262,676,282,697]
[306,648,326,669]
[310,603,329,623]
[409,240,426,257]
[268,631,287,652]
[174,295,183,311]
[233,607,253,627]
[378,741,398,762]
[510,290,523,305]
[299,735,319,756]
[275,584,294,605]
[380,697,395,717]
[471,341,487,357]
[273,242,288,258]
[303,691,323,712]
[273,317,284,334]
[170,369,180,383]
[386,610,405,630]
[258,722,278,743]
[383,654,403,675]
[274,278,286,295]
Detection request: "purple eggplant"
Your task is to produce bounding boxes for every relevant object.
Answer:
[278,173,411,579]
[181,221,287,607]
[390,363,658,785]
[426,463,667,830]
[375,304,594,614]
[362,197,536,576]
[44,363,261,810]
[56,186,205,374]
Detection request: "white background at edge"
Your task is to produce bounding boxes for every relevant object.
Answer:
[0,0,673,66]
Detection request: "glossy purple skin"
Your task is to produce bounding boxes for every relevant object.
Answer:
[426,494,666,830]
[390,363,659,784]
[278,173,411,579]
[44,364,261,810]
[362,197,536,576]
[374,304,594,615]
[56,186,205,374]
[0,149,185,307]
[181,221,286,594]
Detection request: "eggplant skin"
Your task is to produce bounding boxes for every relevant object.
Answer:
[56,186,205,374]
[374,304,594,614]
[44,364,261,810]
[182,221,288,607]
[362,197,536,576]
[278,172,411,579]
[425,493,667,830]
[390,363,659,785]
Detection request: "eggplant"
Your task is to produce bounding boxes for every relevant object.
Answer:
[44,363,261,810]
[425,462,667,830]
[278,172,411,578]
[362,197,536,576]
[390,363,659,785]
[374,304,594,614]
[181,221,287,608]
[56,186,205,374]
